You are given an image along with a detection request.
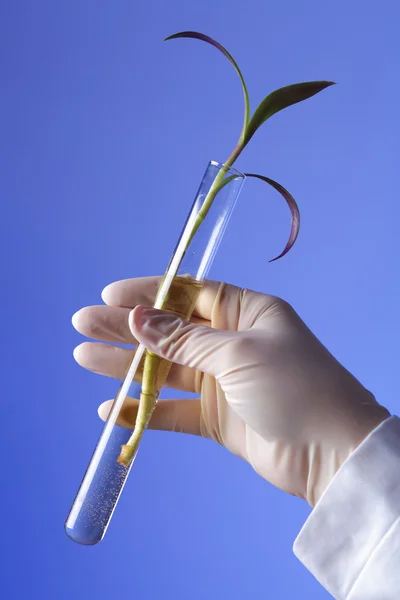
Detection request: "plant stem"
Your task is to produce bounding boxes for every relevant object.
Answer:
[117,151,243,467]
[117,353,162,466]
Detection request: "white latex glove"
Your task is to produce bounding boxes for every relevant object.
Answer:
[72,277,390,506]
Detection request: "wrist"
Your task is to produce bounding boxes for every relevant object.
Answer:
[311,404,391,506]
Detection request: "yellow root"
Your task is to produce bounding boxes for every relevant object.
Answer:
[117,390,158,467]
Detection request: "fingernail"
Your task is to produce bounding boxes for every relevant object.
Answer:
[101,284,112,304]
[71,309,81,329]
[73,343,84,364]
[129,306,181,346]
[98,400,113,422]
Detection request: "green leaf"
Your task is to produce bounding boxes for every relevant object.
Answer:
[165,31,250,141]
[244,81,335,146]
[245,174,300,261]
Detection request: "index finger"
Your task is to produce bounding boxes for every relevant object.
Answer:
[101,276,223,321]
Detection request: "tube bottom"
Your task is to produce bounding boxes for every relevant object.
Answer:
[65,422,133,545]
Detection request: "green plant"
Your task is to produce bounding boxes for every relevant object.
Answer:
[117,31,334,467]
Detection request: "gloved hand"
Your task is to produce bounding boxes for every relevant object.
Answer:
[72,277,390,506]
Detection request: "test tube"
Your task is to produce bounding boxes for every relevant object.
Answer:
[65,161,245,544]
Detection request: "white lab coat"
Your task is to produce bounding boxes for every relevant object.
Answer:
[294,416,400,599]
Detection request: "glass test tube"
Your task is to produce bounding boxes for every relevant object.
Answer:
[65,161,245,544]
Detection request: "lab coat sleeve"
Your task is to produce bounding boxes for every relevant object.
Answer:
[293,415,400,599]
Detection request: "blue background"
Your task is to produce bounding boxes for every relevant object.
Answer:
[1,1,399,598]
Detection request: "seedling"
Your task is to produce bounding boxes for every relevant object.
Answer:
[117,31,334,467]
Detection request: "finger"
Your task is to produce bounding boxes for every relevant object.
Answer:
[130,306,234,377]
[72,305,208,345]
[73,341,197,392]
[72,305,137,344]
[101,276,223,321]
[98,397,203,436]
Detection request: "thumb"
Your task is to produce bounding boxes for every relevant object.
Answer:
[129,305,233,377]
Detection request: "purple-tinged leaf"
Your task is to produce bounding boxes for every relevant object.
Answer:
[244,81,335,145]
[245,174,300,261]
[165,31,250,140]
